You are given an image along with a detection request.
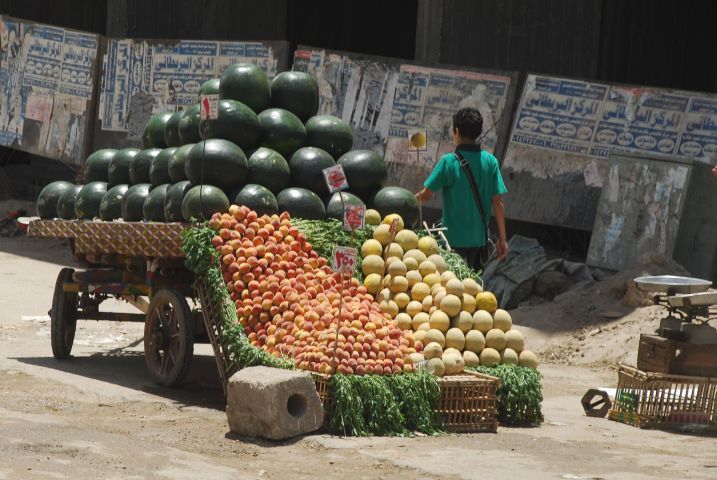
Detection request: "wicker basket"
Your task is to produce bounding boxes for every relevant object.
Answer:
[608,364,717,431]
[312,371,500,433]
[437,372,500,433]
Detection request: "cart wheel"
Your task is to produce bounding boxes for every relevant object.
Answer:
[50,268,78,360]
[144,289,194,387]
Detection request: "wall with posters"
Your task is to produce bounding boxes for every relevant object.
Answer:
[0,16,100,167]
[293,47,518,213]
[94,38,289,149]
[503,74,717,231]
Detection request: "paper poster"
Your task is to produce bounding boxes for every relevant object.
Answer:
[100,39,278,131]
[331,245,357,274]
[323,164,349,193]
[200,93,219,120]
[343,204,365,230]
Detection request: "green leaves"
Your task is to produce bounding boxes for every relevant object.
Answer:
[469,365,543,426]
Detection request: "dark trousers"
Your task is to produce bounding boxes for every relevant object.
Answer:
[454,246,487,273]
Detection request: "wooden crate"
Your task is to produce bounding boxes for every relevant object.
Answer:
[608,364,717,431]
[638,334,717,377]
[437,372,500,433]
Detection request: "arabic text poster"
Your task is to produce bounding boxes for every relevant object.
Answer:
[678,97,717,159]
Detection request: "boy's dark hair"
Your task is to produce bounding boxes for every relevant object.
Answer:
[452,107,483,140]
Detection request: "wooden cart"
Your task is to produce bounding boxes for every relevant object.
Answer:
[28,219,218,388]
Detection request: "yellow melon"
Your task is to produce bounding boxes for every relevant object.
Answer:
[377,288,391,303]
[479,348,501,367]
[406,352,425,365]
[463,350,480,367]
[485,328,507,350]
[426,357,445,377]
[421,295,433,312]
[388,276,409,293]
[373,224,392,246]
[519,350,539,369]
[462,293,477,313]
[418,260,437,277]
[433,288,447,307]
[428,310,450,332]
[445,328,466,350]
[427,254,448,274]
[476,291,498,313]
[403,256,419,271]
[417,322,431,331]
[394,229,419,252]
[464,330,486,353]
[418,236,440,256]
[441,271,458,287]
[403,249,427,265]
[462,278,482,296]
[380,300,399,318]
[423,272,441,287]
[395,312,412,330]
[500,348,519,365]
[385,242,404,259]
[405,269,423,288]
[382,213,404,231]
[387,259,407,277]
[361,239,383,257]
[452,311,474,333]
[410,282,431,302]
[423,342,443,359]
[394,292,410,310]
[361,255,385,277]
[425,329,446,348]
[363,273,382,295]
[440,294,462,317]
[505,329,525,352]
[413,329,427,345]
[493,309,512,332]
[472,310,493,333]
[412,311,430,330]
[444,277,464,296]
[365,208,382,225]
[406,300,423,317]
[442,352,465,375]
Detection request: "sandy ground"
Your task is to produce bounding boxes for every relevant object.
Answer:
[1,235,716,480]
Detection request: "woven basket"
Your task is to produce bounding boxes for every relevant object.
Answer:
[608,364,717,431]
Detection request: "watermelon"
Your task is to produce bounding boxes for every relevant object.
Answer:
[233,183,277,216]
[325,191,364,221]
[199,99,261,151]
[178,104,202,144]
[75,182,108,220]
[142,112,173,148]
[258,108,306,158]
[181,185,230,221]
[83,149,117,183]
[57,185,82,220]
[219,63,270,113]
[198,78,221,98]
[99,184,129,221]
[276,187,325,220]
[108,148,140,186]
[121,184,151,221]
[36,181,74,219]
[150,147,176,187]
[185,139,248,191]
[246,147,290,194]
[163,110,184,147]
[305,115,353,159]
[270,71,319,122]
[168,143,193,183]
[164,181,193,222]
[129,148,161,185]
[338,149,387,196]
[373,187,420,226]
[289,147,335,196]
[143,184,169,221]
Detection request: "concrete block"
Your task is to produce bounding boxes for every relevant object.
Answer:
[226,366,323,440]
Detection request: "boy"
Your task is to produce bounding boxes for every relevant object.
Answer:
[415,107,508,271]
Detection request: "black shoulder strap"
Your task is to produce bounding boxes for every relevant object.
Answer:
[454,149,489,245]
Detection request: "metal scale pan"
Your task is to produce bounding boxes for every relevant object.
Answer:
[634,275,712,294]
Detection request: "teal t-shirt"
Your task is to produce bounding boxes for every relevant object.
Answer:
[424,146,507,248]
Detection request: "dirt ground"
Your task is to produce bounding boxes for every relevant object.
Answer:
[1,235,716,480]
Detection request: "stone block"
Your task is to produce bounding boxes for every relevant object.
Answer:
[226,366,323,440]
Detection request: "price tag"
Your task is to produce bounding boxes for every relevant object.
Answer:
[322,164,349,193]
[331,245,357,274]
[200,93,219,120]
[343,204,365,231]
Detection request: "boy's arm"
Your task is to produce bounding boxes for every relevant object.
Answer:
[492,194,508,261]
[416,156,447,203]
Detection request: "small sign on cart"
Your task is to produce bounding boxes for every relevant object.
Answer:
[331,245,357,274]
[343,204,365,231]
[200,94,219,120]
[322,164,349,193]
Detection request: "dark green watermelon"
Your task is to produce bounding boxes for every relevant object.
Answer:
[276,187,325,220]
[185,139,248,191]
[168,143,193,183]
[75,182,108,220]
[270,71,319,122]
[325,191,364,221]
[338,149,388,196]
[83,149,117,183]
[198,78,221,98]
[143,184,169,221]
[178,104,202,144]
[121,184,151,221]
[306,115,353,159]
[129,148,161,185]
[199,99,261,151]
[164,181,193,222]
[99,184,129,221]
[150,147,176,187]
[181,185,230,221]
[57,185,82,220]
[233,184,277,216]
[36,181,74,219]
[108,148,140,186]
[246,147,290,194]
[258,108,306,159]
[163,110,184,147]
[289,147,335,196]
[219,63,270,113]
[142,112,173,148]
[373,187,420,226]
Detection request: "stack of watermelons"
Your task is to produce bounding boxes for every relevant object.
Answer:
[36,64,419,224]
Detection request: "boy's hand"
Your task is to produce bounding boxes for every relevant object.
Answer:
[496,238,508,261]
[415,188,432,204]
[713,166,717,177]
